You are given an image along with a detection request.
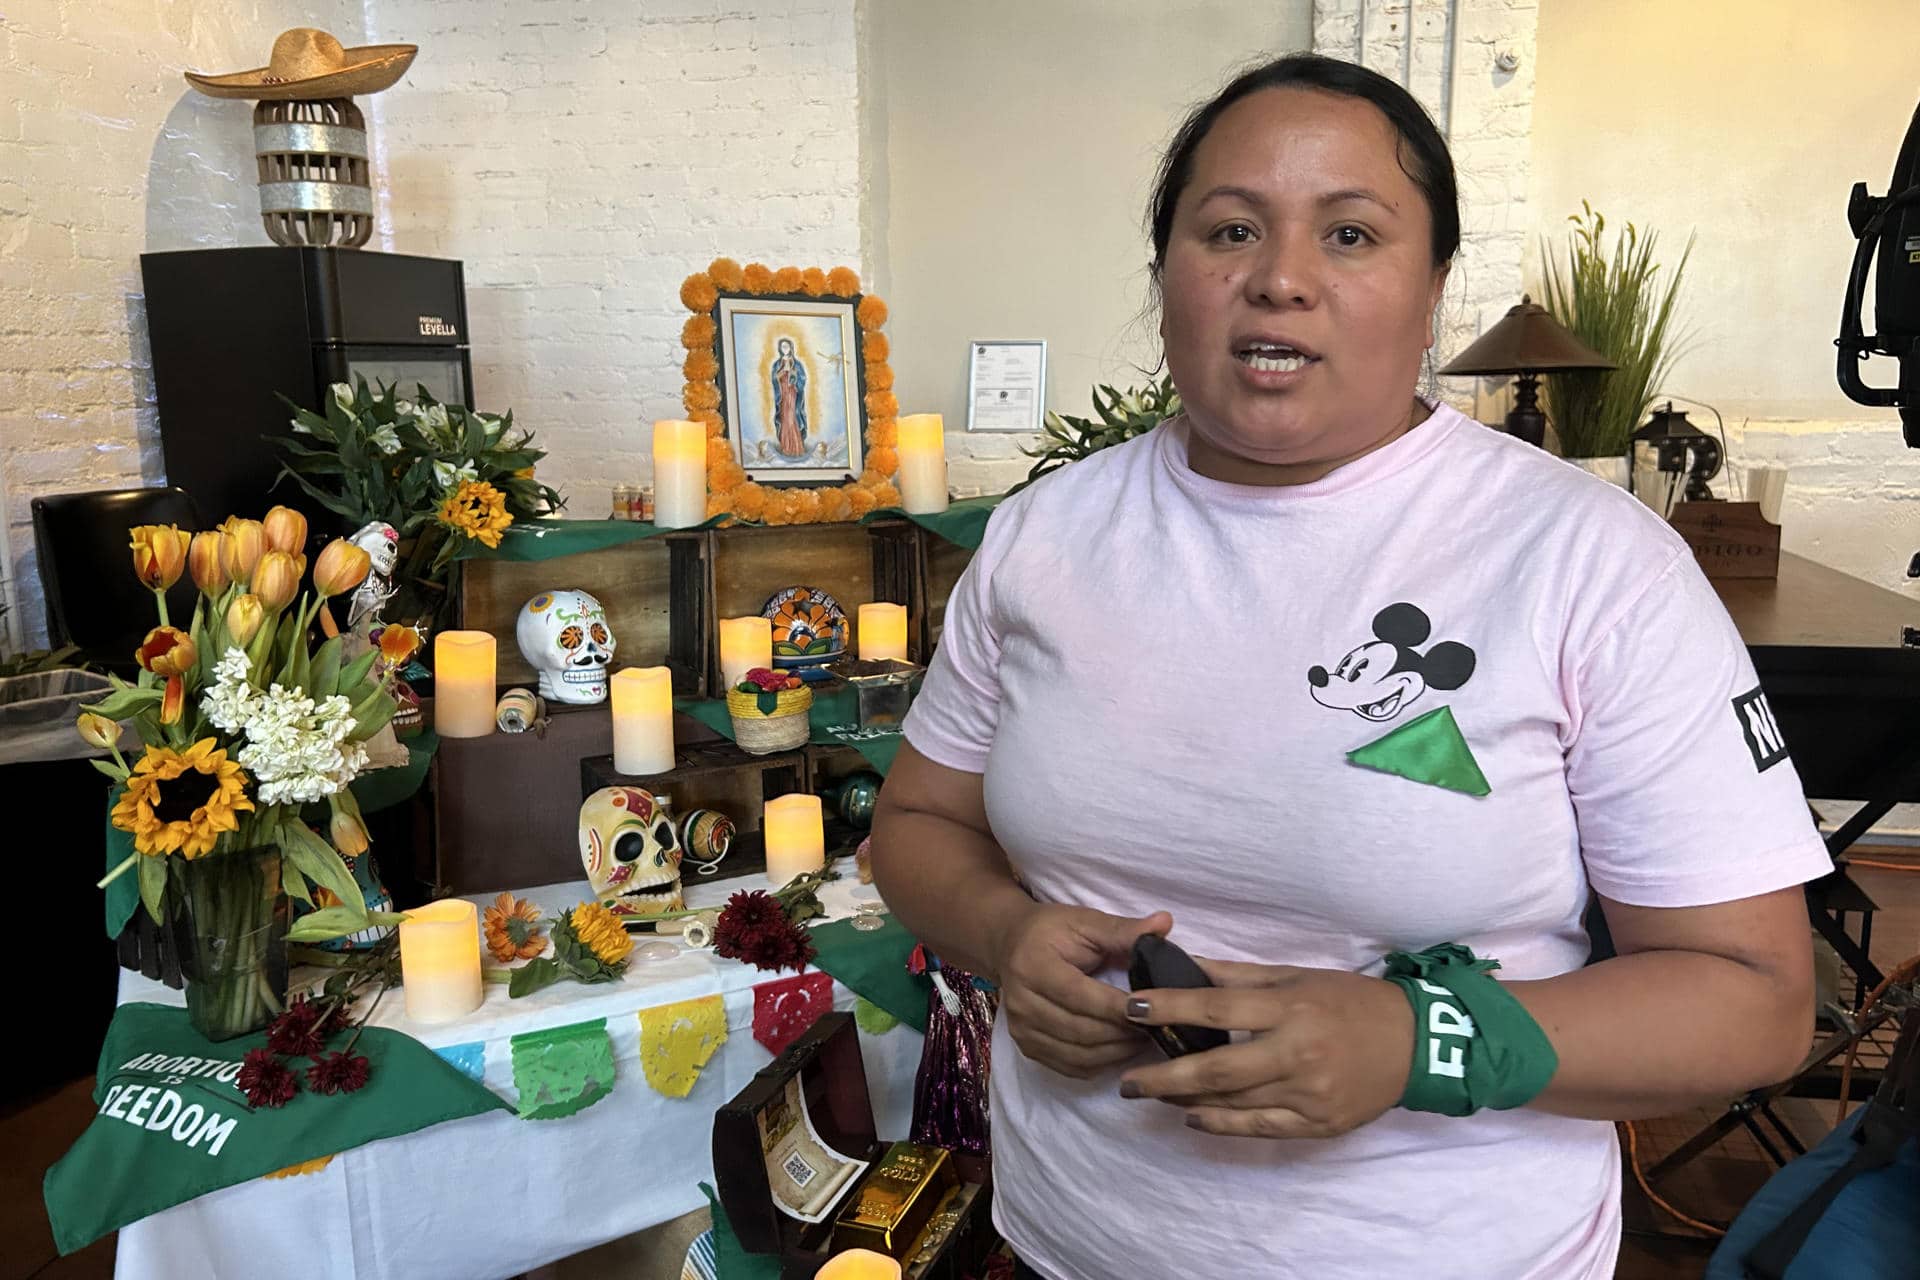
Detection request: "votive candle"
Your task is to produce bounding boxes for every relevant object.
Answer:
[816,1250,902,1280]
[895,413,949,515]
[857,602,908,662]
[611,666,675,775]
[652,419,709,529]
[764,793,825,887]
[719,615,773,689]
[434,631,496,738]
[399,899,484,1024]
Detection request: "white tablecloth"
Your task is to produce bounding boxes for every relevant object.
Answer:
[112,877,922,1280]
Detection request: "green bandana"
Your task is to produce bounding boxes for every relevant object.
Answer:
[1383,944,1558,1116]
[42,1003,510,1256]
[1347,706,1490,797]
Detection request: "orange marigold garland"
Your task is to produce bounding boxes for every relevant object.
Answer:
[680,260,902,524]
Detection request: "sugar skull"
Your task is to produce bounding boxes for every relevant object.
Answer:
[578,785,684,917]
[517,589,615,704]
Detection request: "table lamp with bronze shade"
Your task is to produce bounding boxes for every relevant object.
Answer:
[1437,296,1617,448]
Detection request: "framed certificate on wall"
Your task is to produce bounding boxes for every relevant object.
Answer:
[967,339,1047,432]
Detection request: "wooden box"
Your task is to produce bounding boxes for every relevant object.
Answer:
[458,536,677,688]
[713,1012,994,1279]
[669,520,930,699]
[1668,500,1782,580]
[579,741,873,886]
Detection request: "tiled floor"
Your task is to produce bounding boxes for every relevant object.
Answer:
[13,857,1917,1280]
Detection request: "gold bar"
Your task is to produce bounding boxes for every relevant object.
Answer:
[832,1142,958,1260]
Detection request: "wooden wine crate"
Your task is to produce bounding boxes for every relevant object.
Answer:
[668,518,930,698]
[457,536,678,688]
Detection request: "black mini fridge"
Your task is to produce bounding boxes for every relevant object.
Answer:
[141,246,472,530]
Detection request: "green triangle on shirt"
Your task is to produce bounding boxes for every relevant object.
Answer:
[1346,705,1490,797]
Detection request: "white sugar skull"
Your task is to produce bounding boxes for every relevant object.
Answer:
[346,520,400,632]
[516,589,615,704]
[578,786,684,917]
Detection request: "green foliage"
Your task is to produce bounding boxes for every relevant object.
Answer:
[1536,203,1693,459]
[275,378,568,626]
[0,600,82,676]
[1015,375,1183,491]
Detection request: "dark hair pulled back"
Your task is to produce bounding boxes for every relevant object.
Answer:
[1148,53,1460,273]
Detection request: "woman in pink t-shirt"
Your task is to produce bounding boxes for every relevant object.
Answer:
[874,54,1828,1280]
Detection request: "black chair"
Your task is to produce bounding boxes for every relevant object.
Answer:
[31,486,201,676]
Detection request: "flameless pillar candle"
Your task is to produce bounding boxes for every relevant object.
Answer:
[719,615,774,689]
[895,413,949,515]
[815,1251,902,1280]
[399,899,484,1024]
[763,793,825,887]
[611,666,676,775]
[652,419,708,529]
[857,602,908,662]
[434,631,497,738]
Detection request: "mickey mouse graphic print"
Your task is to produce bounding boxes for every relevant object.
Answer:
[903,403,1834,1280]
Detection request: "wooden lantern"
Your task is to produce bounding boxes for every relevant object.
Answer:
[252,98,374,247]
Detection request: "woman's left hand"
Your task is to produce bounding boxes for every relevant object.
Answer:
[1119,959,1415,1139]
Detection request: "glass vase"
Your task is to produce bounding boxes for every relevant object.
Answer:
[171,845,290,1042]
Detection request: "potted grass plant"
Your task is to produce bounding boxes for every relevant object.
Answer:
[1536,203,1692,484]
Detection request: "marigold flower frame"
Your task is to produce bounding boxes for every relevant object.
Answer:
[680,259,901,525]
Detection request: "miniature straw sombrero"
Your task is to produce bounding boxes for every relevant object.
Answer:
[184,28,417,101]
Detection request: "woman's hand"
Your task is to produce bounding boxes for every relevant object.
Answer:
[1119,959,1414,1138]
[987,904,1173,1080]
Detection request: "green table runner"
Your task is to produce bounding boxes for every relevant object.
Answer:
[43,1003,509,1256]
[458,493,1004,567]
[811,916,929,1033]
[676,687,902,776]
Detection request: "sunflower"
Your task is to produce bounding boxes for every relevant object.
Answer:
[568,901,634,967]
[484,892,547,963]
[111,740,254,858]
[437,480,514,549]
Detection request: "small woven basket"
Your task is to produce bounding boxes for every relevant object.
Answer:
[727,684,812,754]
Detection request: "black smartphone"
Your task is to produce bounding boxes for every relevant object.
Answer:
[1128,934,1231,1058]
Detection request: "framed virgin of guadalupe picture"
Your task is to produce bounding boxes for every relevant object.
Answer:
[716,295,868,486]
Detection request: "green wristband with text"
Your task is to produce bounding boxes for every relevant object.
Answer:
[1383,943,1559,1117]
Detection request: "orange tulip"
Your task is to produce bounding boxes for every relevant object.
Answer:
[188,531,230,593]
[312,538,372,598]
[129,525,190,591]
[251,550,301,612]
[263,505,308,555]
[330,807,370,857]
[220,519,266,586]
[76,711,120,751]
[135,626,198,725]
[225,594,267,647]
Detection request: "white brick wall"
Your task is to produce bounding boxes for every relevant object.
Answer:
[361,0,865,516]
[0,0,365,644]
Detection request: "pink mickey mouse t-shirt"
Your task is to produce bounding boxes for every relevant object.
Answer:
[903,403,1831,1280]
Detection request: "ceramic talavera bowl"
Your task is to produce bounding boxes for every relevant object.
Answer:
[761,585,850,669]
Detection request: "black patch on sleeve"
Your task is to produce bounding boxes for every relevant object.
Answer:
[1732,686,1789,772]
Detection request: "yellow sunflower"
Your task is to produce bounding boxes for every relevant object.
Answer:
[111,740,254,859]
[437,480,514,549]
[568,901,634,967]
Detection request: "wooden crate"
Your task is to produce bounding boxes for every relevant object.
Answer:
[457,536,677,688]
[924,533,975,651]
[668,519,926,698]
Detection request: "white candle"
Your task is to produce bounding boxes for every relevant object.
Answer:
[434,631,496,739]
[895,413,949,515]
[719,615,773,689]
[399,899,484,1024]
[857,602,907,662]
[611,666,676,775]
[764,793,825,887]
[652,419,709,529]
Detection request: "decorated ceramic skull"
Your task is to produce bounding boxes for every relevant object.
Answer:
[578,786,684,917]
[346,520,400,631]
[516,589,615,704]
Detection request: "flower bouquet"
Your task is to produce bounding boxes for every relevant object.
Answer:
[84,509,407,1040]
[275,380,566,630]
